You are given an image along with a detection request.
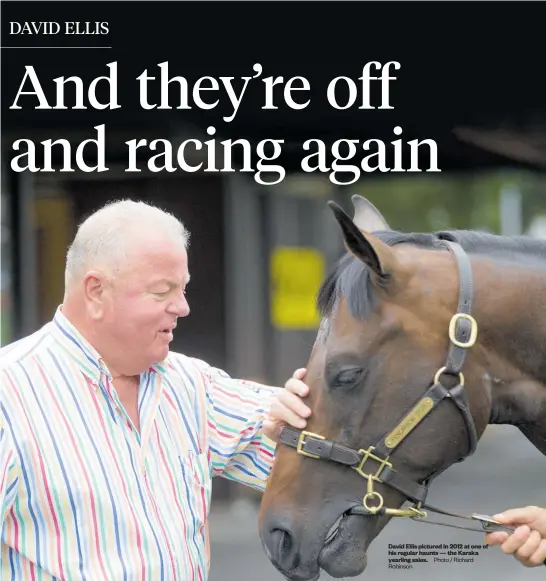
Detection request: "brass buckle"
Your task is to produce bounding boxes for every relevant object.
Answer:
[354,446,392,481]
[449,313,478,348]
[296,430,325,459]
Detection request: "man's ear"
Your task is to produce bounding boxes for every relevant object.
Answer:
[83,270,107,318]
[327,201,397,282]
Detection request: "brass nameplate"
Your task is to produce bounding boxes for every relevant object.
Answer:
[384,397,434,448]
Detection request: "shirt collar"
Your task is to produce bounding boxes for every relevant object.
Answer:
[50,306,168,386]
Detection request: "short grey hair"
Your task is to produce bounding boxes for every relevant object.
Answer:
[65,199,190,287]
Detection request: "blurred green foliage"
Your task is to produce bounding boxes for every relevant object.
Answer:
[343,169,546,234]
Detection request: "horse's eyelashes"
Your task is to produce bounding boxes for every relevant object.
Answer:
[331,366,365,390]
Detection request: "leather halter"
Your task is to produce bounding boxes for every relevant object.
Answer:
[278,239,481,523]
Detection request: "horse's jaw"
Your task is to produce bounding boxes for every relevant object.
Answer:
[488,375,545,424]
[485,371,546,455]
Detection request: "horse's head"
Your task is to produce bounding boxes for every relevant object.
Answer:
[258,195,497,581]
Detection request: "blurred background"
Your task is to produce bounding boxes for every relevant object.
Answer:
[2,1,546,576]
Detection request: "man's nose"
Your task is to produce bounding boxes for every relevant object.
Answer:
[168,294,190,317]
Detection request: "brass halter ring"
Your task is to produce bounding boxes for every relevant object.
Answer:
[434,366,465,387]
[363,475,384,513]
[363,491,384,513]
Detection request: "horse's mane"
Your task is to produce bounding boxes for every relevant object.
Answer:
[317,229,546,320]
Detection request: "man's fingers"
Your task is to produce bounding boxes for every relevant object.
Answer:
[494,506,540,525]
[293,368,307,380]
[485,531,509,546]
[527,538,546,566]
[278,390,311,418]
[515,530,542,561]
[500,525,531,555]
[274,392,311,421]
[270,401,307,429]
[284,377,310,398]
[486,511,546,567]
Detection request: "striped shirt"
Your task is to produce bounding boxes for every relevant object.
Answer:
[0,307,278,580]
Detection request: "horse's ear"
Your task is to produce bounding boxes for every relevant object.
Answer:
[351,194,391,232]
[328,200,396,281]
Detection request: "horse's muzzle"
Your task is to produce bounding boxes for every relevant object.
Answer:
[260,509,374,580]
[260,513,321,581]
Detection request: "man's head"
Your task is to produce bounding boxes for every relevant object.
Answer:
[63,199,191,376]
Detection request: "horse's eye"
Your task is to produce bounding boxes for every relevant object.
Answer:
[332,366,364,389]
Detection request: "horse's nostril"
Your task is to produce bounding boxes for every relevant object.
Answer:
[271,527,299,570]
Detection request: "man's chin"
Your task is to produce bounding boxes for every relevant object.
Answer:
[146,345,170,369]
[155,347,170,361]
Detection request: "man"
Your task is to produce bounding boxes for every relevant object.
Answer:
[484,506,546,567]
[0,199,311,580]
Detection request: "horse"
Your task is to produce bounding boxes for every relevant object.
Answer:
[258,194,546,581]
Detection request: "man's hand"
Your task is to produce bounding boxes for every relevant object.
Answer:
[263,368,311,442]
[484,506,546,567]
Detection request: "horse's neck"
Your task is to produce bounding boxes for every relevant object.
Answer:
[480,258,546,453]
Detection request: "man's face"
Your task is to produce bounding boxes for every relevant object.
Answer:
[98,235,190,373]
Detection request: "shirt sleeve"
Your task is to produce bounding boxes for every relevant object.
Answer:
[0,414,20,523]
[194,360,279,492]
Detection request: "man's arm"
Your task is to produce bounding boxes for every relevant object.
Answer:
[198,362,279,491]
